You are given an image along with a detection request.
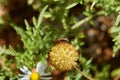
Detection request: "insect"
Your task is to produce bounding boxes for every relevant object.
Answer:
[55,38,69,44]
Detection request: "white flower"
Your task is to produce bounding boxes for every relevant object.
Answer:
[18,62,52,80]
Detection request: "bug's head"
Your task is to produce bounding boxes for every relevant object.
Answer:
[55,38,69,44]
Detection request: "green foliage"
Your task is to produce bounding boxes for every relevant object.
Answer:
[110,7,120,56]
[92,64,110,80]
[10,5,57,68]
[0,0,120,79]
[111,67,120,78]
[110,14,120,57]
[0,17,5,28]
[0,46,17,79]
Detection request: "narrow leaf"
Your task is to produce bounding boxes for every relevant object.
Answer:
[24,19,31,31]
[115,15,120,26]
[66,3,78,9]
[36,5,48,28]
[33,17,37,27]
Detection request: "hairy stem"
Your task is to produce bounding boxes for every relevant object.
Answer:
[73,64,94,80]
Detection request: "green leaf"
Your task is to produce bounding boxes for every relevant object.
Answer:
[115,15,120,26]
[9,46,17,56]
[90,0,98,10]
[43,12,52,18]
[71,16,93,29]
[116,6,120,13]
[111,68,120,77]
[110,26,120,33]
[28,0,34,5]
[43,31,52,41]
[75,73,82,80]
[53,0,59,1]
[24,19,31,31]
[36,5,48,28]
[84,58,92,68]
[33,17,37,27]
[66,3,78,9]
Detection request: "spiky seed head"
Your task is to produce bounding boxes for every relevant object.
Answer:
[49,42,78,71]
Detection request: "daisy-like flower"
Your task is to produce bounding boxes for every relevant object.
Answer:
[18,62,52,80]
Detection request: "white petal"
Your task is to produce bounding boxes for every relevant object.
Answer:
[40,77,52,80]
[20,66,31,74]
[18,74,30,80]
[18,74,29,77]
[36,62,47,73]
[18,77,27,80]
[41,72,51,76]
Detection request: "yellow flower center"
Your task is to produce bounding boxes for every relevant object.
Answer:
[30,72,40,80]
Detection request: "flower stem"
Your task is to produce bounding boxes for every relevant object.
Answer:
[73,64,94,80]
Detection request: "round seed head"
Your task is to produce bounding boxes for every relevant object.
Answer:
[49,42,78,71]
